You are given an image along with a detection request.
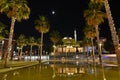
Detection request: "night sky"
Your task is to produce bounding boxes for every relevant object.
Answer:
[0,0,120,42]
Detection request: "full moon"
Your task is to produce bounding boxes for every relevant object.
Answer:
[52,11,55,15]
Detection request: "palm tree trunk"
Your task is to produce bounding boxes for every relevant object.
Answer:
[91,38,95,63]
[30,46,32,61]
[95,25,102,63]
[4,17,16,67]
[19,46,23,60]
[104,0,120,64]
[39,32,43,63]
[38,46,40,59]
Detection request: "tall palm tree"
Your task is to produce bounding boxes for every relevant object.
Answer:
[16,34,27,60]
[84,1,106,63]
[35,16,50,63]
[36,38,41,59]
[83,24,96,62]
[95,0,120,65]
[0,0,30,67]
[104,0,120,64]
[0,22,8,60]
[82,37,91,52]
[50,30,61,59]
[50,30,61,46]
[28,36,36,61]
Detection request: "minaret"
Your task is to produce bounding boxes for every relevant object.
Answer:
[74,29,77,42]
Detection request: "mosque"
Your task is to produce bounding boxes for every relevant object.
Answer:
[55,29,84,54]
[52,29,108,55]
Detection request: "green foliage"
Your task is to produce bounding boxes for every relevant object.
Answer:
[50,30,61,45]
[84,0,106,26]
[0,22,8,39]
[16,34,27,47]
[83,24,96,39]
[35,15,50,34]
[82,37,91,47]
[28,36,36,46]
[0,0,30,21]
[36,38,41,46]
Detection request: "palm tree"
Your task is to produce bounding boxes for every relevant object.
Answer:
[0,22,8,60]
[94,0,120,65]
[16,34,27,60]
[84,1,106,63]
[0,0,30,67]
[82,37,91,49]
[36,38,41,59]
[28,36,36,61]
[103,0,120,64]
[83,24,96,62]
[50,30,61,59]
[35,16,50,63]
[50,30,61,46]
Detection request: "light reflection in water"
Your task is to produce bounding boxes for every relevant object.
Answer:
[0,61,120,80]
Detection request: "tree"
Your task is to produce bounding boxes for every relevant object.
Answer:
[50,30,61,46]
[84,0,106,63]
[0,0,30,67]
[83,24,96,62]
[16,34,27,60]
[35,16,50,63]
[94,0,120,65]
[104,0,120,64]
[50,30,61,59]
[28,36,36,61]
[0,22,8,60]
[36,38,41,59]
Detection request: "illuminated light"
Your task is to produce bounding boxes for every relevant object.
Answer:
[67,72,74,75]
[52,11,55,15]
[76,55,79,59]
[13,71,19,76]
[76,61,79,65]
[24,56,49,61]
[63,37,72,39]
